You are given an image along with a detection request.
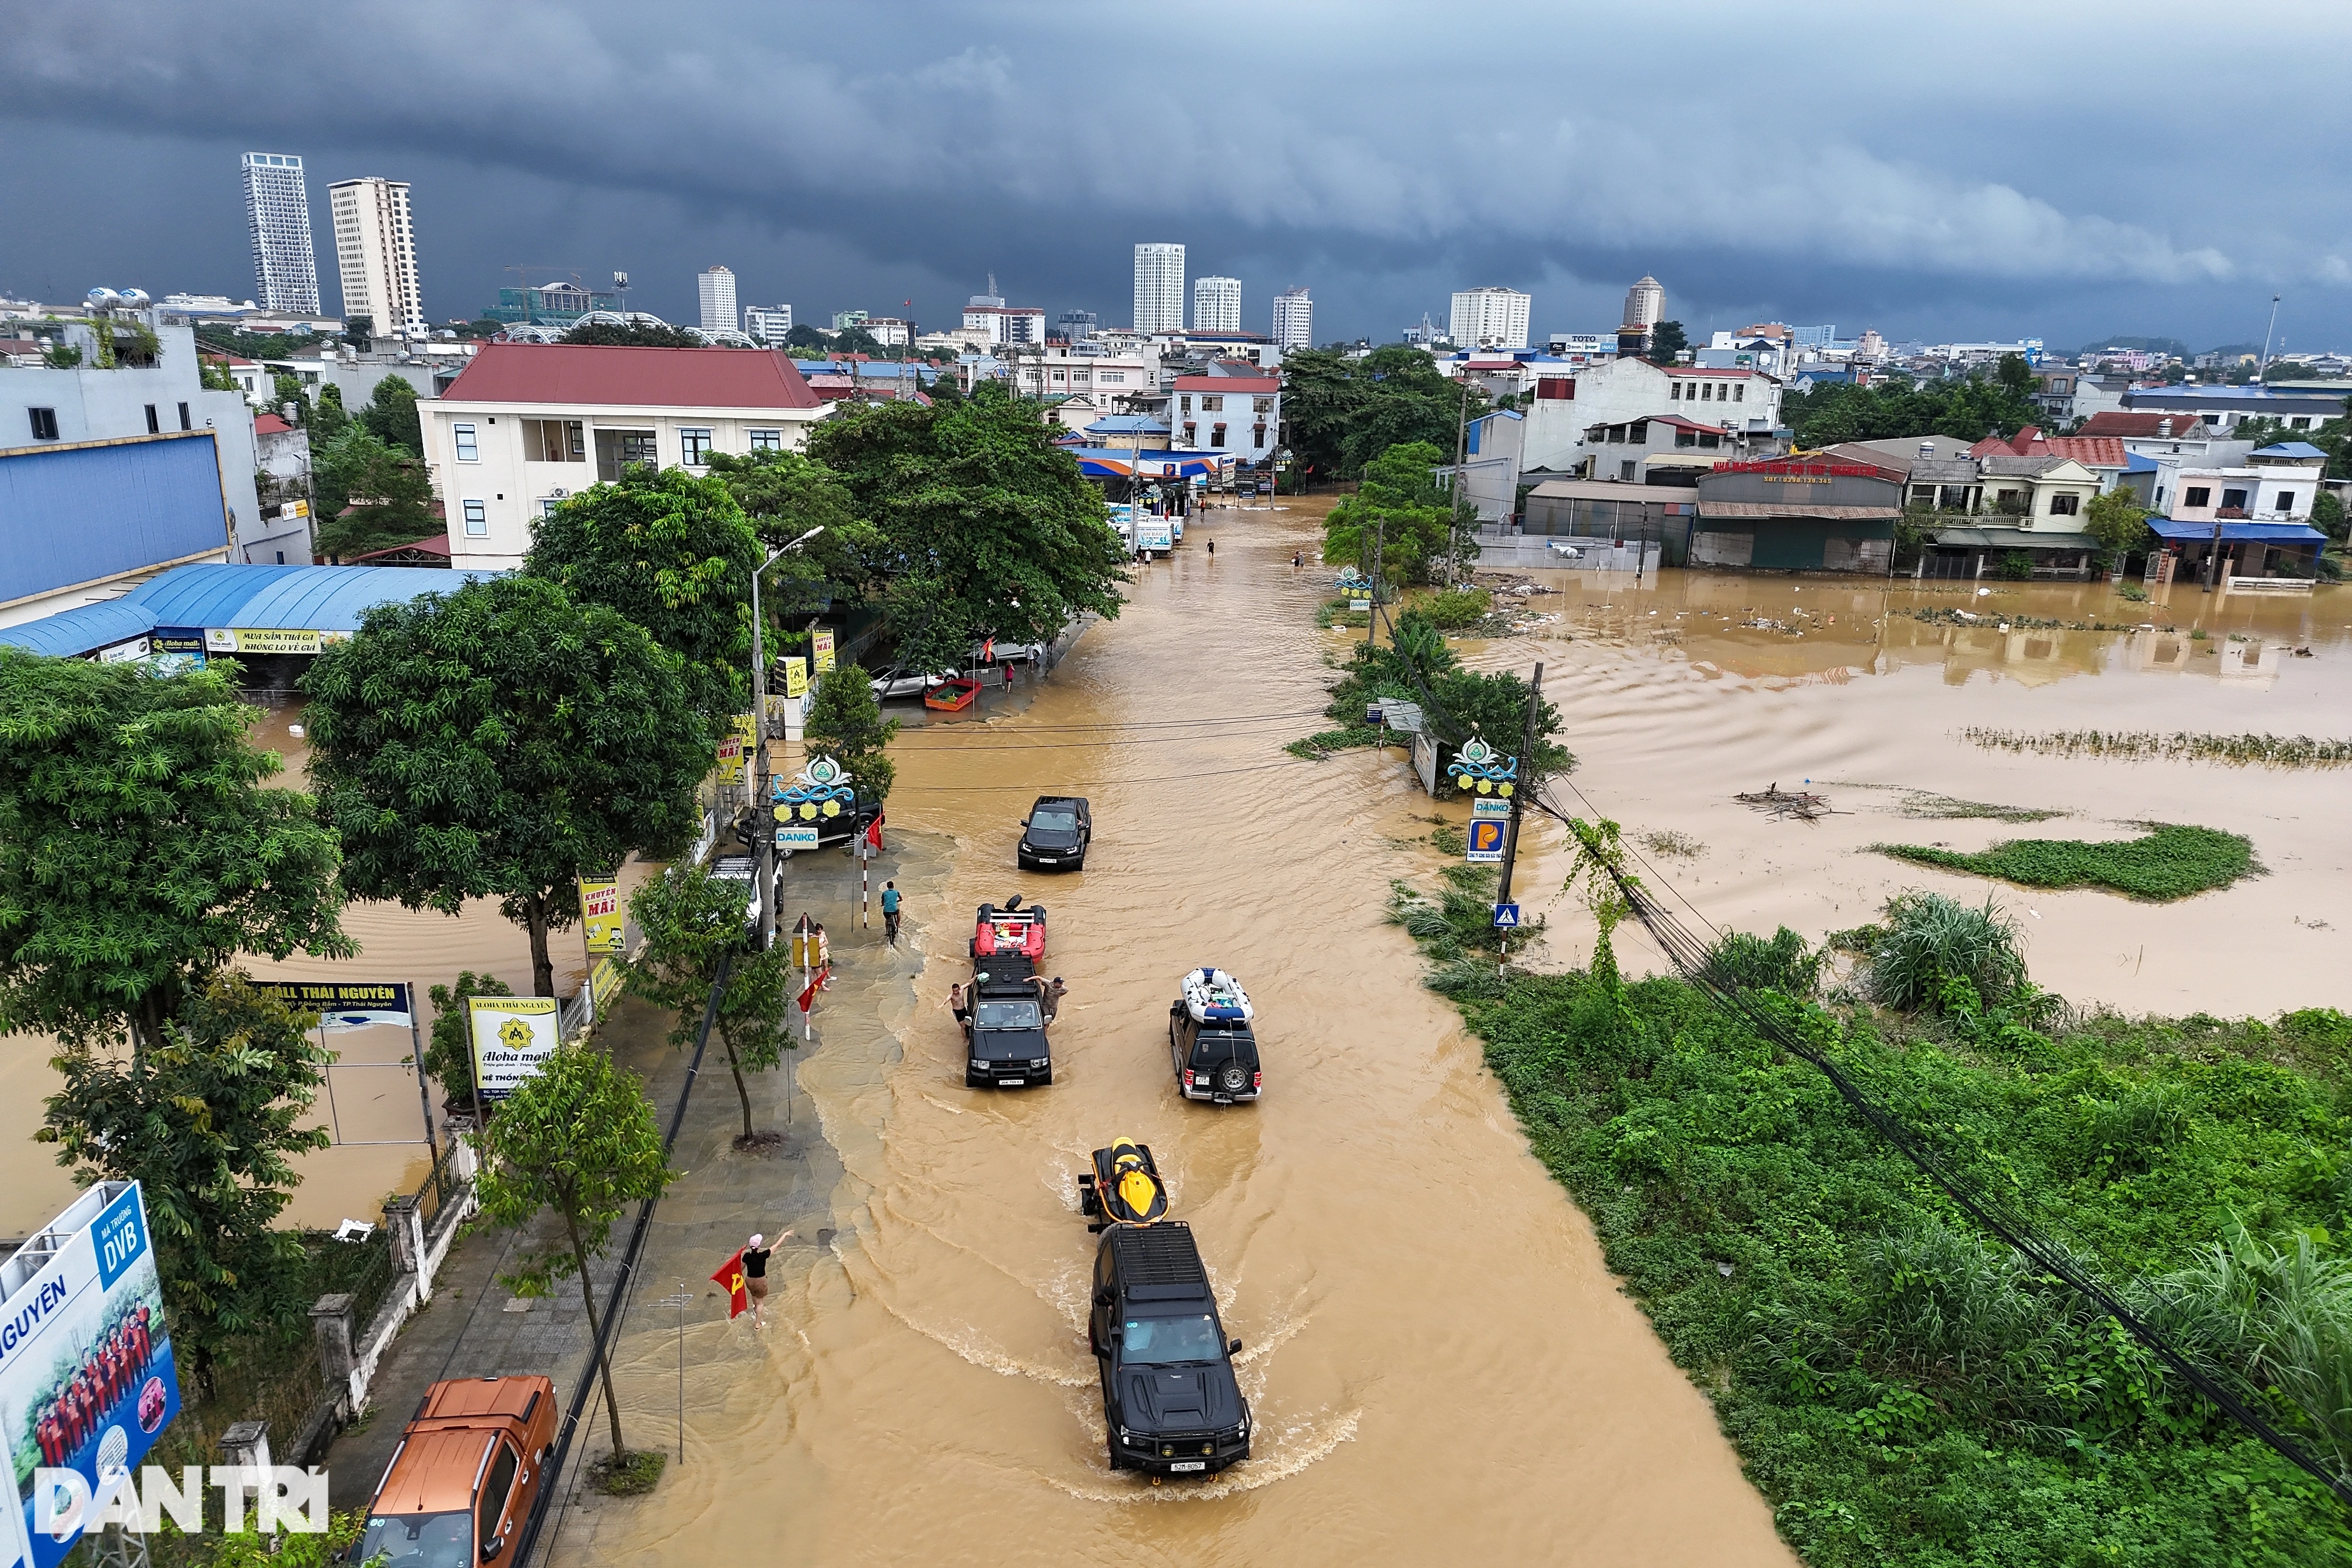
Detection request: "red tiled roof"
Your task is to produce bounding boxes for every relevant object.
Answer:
[2078,411,2205,438]
[252,412,295,435]
[2045,436,2127,468]
[441,342,824,410]
[1173,374,1279,393]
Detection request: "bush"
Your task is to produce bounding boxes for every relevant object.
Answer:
[1704,926,1820,998]
[425,971,512,1100]
[1996,551,2035,580]
[1875,824,2256,901]
[1418,587,1492,630]
[1862,891,2027,1013]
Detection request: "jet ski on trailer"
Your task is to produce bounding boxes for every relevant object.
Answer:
[1078,1138,1168,1230]
[1181,967,1254,1023]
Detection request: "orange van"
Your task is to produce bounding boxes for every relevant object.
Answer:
[353,1376,559,1567]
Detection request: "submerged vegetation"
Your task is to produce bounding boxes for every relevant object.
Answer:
[1961,728,2352,768]
[1876,824,2259,902]
[1391,852,2352,1563]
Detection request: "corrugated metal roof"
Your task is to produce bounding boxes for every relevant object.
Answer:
[1697,502,1903,521]
[0,598,158,658]
[0,562,498,659]
[442,342,824,410]
[2148,520,2326,542]
[1929,527,2098,551]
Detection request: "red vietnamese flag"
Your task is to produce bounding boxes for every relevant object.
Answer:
[712,1250,749,1318]
[796,971,821,1014]
[864,811,884,852]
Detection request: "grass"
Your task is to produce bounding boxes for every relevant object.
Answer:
[1316,597,1370,630]
[1875,824,2257,901]
[1640,829,1706,858]
[1415,586,1492,630]
[590,1448,668,1496]
[1894,792,2064,824]
[1961,729,2352,768]
[1384,853,2352,1563]
[1430,822,1467,856]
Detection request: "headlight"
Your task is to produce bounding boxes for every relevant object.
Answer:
[970,1059,986,1070]
[1030,1057,1051,1069]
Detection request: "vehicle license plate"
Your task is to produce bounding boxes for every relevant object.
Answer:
[998,1079,1024,1087]
[1170,1461,1206,1472]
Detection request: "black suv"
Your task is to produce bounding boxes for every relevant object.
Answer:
[1018,796,1091,872]
[1087,1221,1250,1476]
[1169,1006,1261,1105]
[966,970,1051,1088]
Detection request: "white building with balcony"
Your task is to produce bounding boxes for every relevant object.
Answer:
[423,343,831,570]
[1449,286,1531,351]
[1192,275,1241,334]
[1170,371,1280,460]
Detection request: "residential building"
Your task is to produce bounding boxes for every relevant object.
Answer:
[1790,326,1835,348]
[2120,384,2350,435]
[2029,365,2078,422]
[1086,414,1170,452]
[963,299,1046,346]
[1055,309,1100,343]
[2125,442,2324,525]
[1457,408,1524,521]
[1623,275,1664,331]
[698,266,738,337]
[1192,276,1241,334]
[1007,342,1158,410]
[241,152,321,315]
[1517,356,1783,477]
[1580,413,1781,485]
[1691,458,1904,573]
[1695,332,1792,377]
[743,304,793,343]
[1169,369,1280,460]
[1450,287,1531,351]
[860,317,912,348]
[250,411,314,544]
[327,177,424,338]
[1969,427,2130,494]
[1,320,281,568]
[1133,244,1186,334]
[1271,288,1312,351]
[423,343,831,570]
[832,309,871,331]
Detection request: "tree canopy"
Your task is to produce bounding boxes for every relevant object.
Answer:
[623,866,794,1144]
[1783,370,2043,449]
[1646,321,1689,365]
[803,663,900,802]
[2084,488,2152,560]
[702,448,877,621]
[302,575,712,997]
[312,425,438,559]
[563,320,703,348]
[358,375,422,454]
[523,466,764,732]
[0,650,349,1056]
[807,381,1127,672]
[1321,441,1472,585]
[1282,346,1487,483]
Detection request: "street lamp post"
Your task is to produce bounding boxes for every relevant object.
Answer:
[751,525,826,950]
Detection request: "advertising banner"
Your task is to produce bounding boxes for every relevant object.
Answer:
[145,630,205,677]
[468,998,561,1101]
[811,630,836,674]
[243,981,413,1032]
[715,733,744,785]
[782,656,808,699]
[0,1182,177,1568]
[204,628,323,656]
[578,880,623,954]
[589,957,624,1014]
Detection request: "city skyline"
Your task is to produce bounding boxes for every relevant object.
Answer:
[8,6,2349,352]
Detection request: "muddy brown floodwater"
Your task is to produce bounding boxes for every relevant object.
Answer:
[586,499,1801,1567]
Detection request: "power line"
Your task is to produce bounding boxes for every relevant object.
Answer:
[889,758,1306,792]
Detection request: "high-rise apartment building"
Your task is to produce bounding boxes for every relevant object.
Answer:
[1133,243,1185,334]
[699,265,738,336]
[1449,286,1532,351]
[327,177,424,337]
[1623,274,1665,330]
[1271,287,1312,350]
[743,304,794,342]
[240,152,321,315]
[1192,275,1241,334]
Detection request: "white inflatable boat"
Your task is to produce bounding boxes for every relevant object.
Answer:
[1182,967,1255,1023]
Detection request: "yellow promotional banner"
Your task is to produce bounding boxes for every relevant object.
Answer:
[468,996,560,1100]
[812,629,836,673]
[589,956,624,1012]
[716,732,745,783]
[578,878,623,953]
[783,656,808,698]
[205,626,321,655]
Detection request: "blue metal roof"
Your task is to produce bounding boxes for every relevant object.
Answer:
[2148,519,2326,542]
[2124,452,2158,472]
[0,563,498,660]
[2253,441,2329,458]
[1087,416,1169,433]
[1,435,229,608]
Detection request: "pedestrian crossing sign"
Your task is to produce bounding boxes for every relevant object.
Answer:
[1492,902,1521,930]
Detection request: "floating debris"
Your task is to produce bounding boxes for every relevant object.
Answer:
[1904,607,2150,634]
[1734,784,1839,822]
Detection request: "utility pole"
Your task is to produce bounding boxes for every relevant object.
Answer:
[1493,662,1545,914]
[750,527,827,949]
[1367,519,1384,656]
[1452,377,1472,587]
[2258,293,2282,379]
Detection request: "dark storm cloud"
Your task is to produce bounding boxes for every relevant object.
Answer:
[5,0,2349,348]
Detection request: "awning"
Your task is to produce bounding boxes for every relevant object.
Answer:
[1929,527,2098,552]
[0,562,499,660]
[1696,502,1902,521]
[1070,448,1234,480]
[2148,520,2326,543]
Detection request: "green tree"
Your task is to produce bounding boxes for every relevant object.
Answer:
[783,323,831,352]
[622,866,794,1144]
[310,425,437,559]
[1996,352,2037,398]
[1783,370,2043,449]
[303,576,712,998]
[2084,487,2152,561]
[39,972,334,1394]
[803,663,900,802]
[2312,489,2346,541]
[358,374,422,454]
[343,316,374,346]
[702,450,877,622]
[311,382,350,442]
[523,466,764,733]
[0,650,350,1056]
[268,373,311,424]
[424,970,513,1104]
[473,1044,676,1464]
[564,320,702,348]
[1282,346,1488,484]
[1322,441,1471,585]
[1646,320,1689,365]
[808,382,1128,673]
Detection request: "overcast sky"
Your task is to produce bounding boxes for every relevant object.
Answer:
[6,1,2349,353]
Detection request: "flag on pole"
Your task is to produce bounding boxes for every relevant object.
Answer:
[796,964,831,1014]
[712,1249,749,1318]
[864,812,885,853]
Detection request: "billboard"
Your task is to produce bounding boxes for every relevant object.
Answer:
[0,1182,177,1568]
[811,629,836,674]
[468,998,560,1101]
[577,881,623,954]
[243,980,413,1031]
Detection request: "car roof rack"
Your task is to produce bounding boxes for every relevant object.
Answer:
[1108,1222,1208,1289]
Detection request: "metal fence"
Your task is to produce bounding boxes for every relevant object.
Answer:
[414,1135,468,1232]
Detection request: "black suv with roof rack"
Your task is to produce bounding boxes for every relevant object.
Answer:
[1086,1219,1250,1476]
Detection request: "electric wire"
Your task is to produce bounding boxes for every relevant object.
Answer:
[890,758,1308,792]
[1368,596,2352,1507]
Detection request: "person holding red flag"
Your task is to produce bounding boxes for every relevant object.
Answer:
[713,1230,792,1329]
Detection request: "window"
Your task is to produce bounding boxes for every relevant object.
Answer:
[1676,431,1698,449]
[1051,370,1066,383]
[1535,377,1573,400]
[478,1443,519,1557]
[2184,487,2210,508]
[748,428,783,452]
[1252,424,1267,449]
[1252,397,1274,415]
[2221,488,2248,511]
[2275,491,2296,512]
[2048,492,2080,516]
[1699,432,1720,449]
[1101,371,1125,384]
[462,500,488,536]
[178,402,191,430]
[1182,422,1196,444]
[1619,460,1637,481]
[593,429,657,481]
[1670,383,1683,401]
[1118,1314,1223,1363]
[453,422,479,461]
[2291,416,2311,430]
[1202,395,1224,412]
[521,418,584,462]
[1212,423,1227,447]
[1180,396,1192,414]
[541,499,564,517]
[27,407,58,441]
[679,428,713,464]
[1700,383,1713,401]
[1734,385,1745,401]
[145,404,160,434]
